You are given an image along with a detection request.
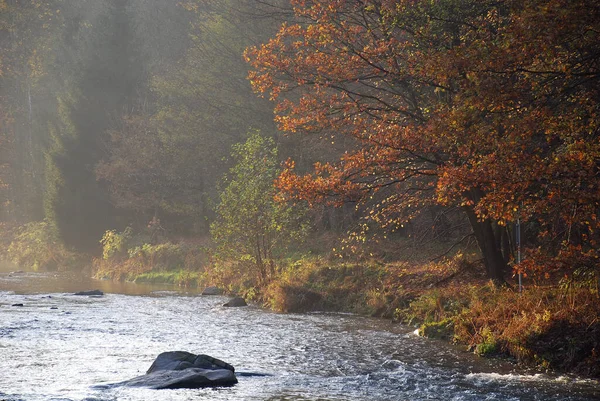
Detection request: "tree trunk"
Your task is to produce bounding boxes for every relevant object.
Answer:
[464,190,507,286]
[255,236,267,283]
[465,208,507,286]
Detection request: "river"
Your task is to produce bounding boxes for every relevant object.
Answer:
[0,268,599,401]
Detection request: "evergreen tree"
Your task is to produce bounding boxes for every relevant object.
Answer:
[45,0,145,252]
[97,0,280,234]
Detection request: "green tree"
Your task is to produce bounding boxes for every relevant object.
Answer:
[98,0,283,234]
[211,132,307,283]
[45,0,146,252]
[0,0,65,222]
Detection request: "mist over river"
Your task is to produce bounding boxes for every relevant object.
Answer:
[0,268,598,401]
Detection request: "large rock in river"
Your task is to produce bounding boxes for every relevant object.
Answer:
[146,351,234,373]
[115,351,237,389]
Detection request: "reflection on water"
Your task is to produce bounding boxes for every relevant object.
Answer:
[0,270,599,401]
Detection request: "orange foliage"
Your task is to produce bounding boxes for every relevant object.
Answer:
[246,0,600,275]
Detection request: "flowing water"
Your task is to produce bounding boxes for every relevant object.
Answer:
[0,268,599,401]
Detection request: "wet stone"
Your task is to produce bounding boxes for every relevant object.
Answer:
[119,368,236,389]
[107,351,237,389]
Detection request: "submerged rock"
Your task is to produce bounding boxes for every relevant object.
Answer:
[112,351,237,389]
[201,286,223,296]
[223,297,247,307]
[73,290,104,296]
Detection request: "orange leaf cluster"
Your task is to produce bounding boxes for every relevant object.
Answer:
[247,0,600,273]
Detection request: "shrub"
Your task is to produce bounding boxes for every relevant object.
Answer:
[211,132,309,284]
[127,242,187,271]
[100,227,133,261]
[264,282,323,312]
[474,327,498,356]
[6,220,85,270]
[419,318,455,340]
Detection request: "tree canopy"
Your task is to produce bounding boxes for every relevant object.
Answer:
[1,0,598,282]
[246,0,600,283]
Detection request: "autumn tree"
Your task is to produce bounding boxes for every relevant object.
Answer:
[246,0,600,284]
[211,132,308,283]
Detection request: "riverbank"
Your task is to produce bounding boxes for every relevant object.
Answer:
[93,250,600,379]
[255,256,600,379]
[2,221,598,379]
[4,279,598,401]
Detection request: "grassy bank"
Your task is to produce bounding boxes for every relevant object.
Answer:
[253,257,600,379]
[131,270,203,287]
[93,237,209,284]
[396,281,600,378]
[91,237,600,379]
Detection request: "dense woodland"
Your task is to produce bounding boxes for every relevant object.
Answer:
[1,0,599,376]
[1,0,282,243]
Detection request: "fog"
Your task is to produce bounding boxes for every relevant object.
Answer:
[0,0,292,253]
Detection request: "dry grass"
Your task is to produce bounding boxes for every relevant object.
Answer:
[259,254,481,315]
[91,232,600,378]
[452,285,600,376]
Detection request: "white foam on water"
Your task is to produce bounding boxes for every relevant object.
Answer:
[466,372,599,386]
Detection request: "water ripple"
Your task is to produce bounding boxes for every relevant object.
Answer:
[0,273,598,400]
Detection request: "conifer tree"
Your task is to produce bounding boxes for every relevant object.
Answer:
[45,0,146,252]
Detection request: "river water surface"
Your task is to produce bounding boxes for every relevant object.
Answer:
[1,268,599,401]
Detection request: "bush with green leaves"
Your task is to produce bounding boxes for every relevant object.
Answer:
[94,225,207,282]
[6,220,84,270]
[100,227,133,261]
[211,132,309,283]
